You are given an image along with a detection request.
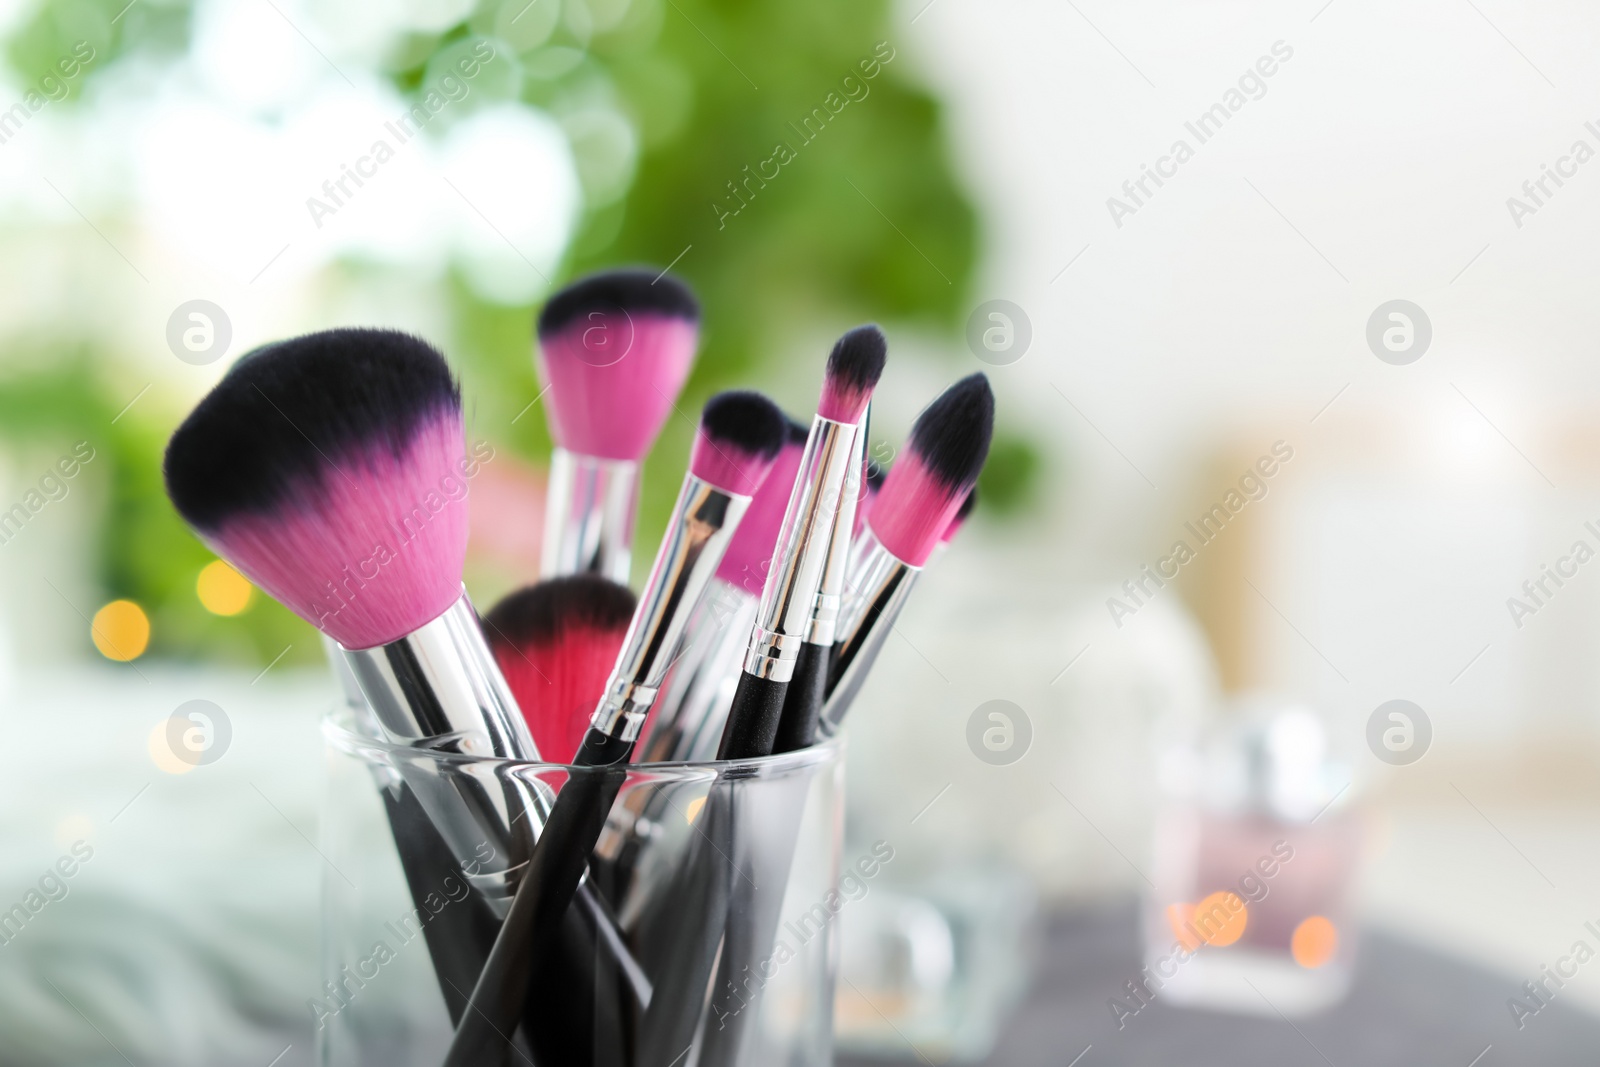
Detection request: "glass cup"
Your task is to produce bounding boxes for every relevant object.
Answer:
[317,706,845,1067]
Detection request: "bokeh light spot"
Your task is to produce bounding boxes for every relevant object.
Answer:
[1292,915,1339,968]
[91,600,150,661]
[197,560,253,615]
[1191,891,1248,947]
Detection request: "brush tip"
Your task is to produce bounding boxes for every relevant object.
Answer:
[483,574,636,648]
[908,372,994,489]
[690,391,788,496]
[869,373,995,566]
[534,269,702,460]
[817,324,887,423]
[536,268,699,339]
[484,576,636,763]
[163,327,470,649]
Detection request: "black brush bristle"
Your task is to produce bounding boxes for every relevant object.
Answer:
[785,417,809,446]
[163,328,459,532]
[483,575,637,649]
[954,485,979,522]
[700,391,787,461]
[537,268,699,338]
[825,324,888,394]
[866,462,887,492]
[908,373,995,489]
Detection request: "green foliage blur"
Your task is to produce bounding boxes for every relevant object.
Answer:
[0,0,1035,665]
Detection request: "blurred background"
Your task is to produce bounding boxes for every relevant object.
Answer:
[3,0,1600,1063]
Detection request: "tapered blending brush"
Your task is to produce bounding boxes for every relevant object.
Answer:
[717,325,888,760]
[536,268,700,583]
[822,373,995,731]
[635,416,808,764]
[484,575,637,764]
[445,390,786,1067]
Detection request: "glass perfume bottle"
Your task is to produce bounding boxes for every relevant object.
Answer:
[1143,701,1360,1016]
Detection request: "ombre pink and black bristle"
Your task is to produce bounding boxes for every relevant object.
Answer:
[869,373,994,568]
[162,328,470,650]
[816,324,888,424]
[942,486,978,543]
[688,391,789,497]
[535,268,701,462]
[483,576,637,764]
[715,417,807,595]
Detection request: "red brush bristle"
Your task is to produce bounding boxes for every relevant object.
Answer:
[483,577,635,763]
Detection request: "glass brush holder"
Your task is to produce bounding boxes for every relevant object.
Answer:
[318,706,846,1067]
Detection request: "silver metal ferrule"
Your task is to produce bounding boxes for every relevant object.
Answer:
[342,593,537,759]
[588,475,752,744]
[541,448,638,583]
[340,592,544,907]
[804,414,867,646]
[638,577,760,763]
[743,415,860,681]
[820,532,921,731]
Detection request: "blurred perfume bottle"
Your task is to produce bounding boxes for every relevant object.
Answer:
[1144,700,1360,1016]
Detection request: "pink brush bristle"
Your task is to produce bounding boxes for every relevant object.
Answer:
[869,374,994,567]
[854,459,886,539]
[714,418,807,595]
[687,390,787,496]
[815,324,888,423]
[483,576,635,763]
[941,486,978,543]
[163,329,473,650]
[535,268,700,461]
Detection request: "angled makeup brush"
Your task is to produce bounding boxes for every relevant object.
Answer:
[446,390,786,1067]
[718,325,887,760]
[537,268,700,583]
[822,373,995,730]
[484,575,637,764]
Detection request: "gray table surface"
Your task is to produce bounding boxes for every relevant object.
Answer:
[837,898,1600,1067]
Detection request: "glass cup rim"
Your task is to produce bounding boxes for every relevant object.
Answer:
[323,705,844,783]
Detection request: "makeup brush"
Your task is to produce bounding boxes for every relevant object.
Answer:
[823,373,995,730]
[772,407,867,753]
[537,268,700,583]
[718,325,887,760]
[164,329,543,888]
[445,390,786,1067]
[636,416,808,764]
[484,575,637,764]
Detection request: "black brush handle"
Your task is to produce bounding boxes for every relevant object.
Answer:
[718,672,789,759]
[443,732,631,1067]
[379,785,505,1033]
[772,641,828,753]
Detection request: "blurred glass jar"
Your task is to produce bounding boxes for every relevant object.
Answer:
[1143,700,1361,1016]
